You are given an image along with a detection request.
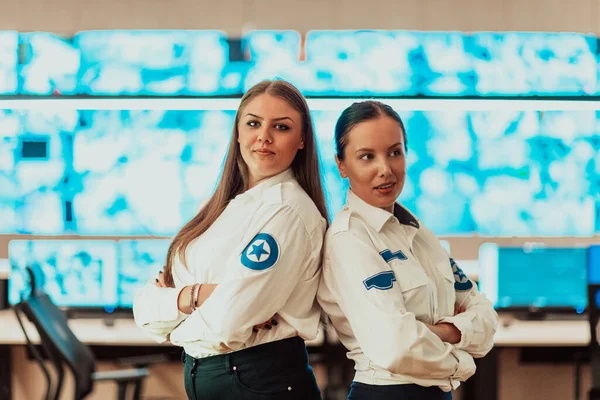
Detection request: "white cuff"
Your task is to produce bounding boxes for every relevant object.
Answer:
[135,284,187,326]
[440,313,474,350]
[451,348,476,382]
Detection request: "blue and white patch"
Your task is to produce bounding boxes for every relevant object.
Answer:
[450,258,473,291]
[363,270,397,291]
[241,233,280,271]
[380,249,408,263]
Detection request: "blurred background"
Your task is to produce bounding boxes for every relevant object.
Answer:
[0,0,599,399]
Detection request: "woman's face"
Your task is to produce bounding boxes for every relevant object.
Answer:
[337,116,406,212]
[238,94,304,188]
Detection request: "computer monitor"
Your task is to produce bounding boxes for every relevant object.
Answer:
[588,245,600,308]
[0,31,18,95]
[588,245,600,283]
[478,243,587,313]
[71,110,232,236]
[117,239,171,309]
[8,240,119,310]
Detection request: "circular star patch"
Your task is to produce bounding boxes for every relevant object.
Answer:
[450,258,473,291]
[241,233,280,271]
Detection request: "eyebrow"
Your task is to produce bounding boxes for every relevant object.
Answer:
[355,142,403,154]
[245,113,295,123]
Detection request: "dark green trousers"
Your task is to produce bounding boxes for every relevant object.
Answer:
[183,337,322,400]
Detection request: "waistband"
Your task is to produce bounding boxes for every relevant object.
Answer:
[182,336,308,371]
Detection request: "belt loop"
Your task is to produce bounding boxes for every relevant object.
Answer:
[225,354,232,373]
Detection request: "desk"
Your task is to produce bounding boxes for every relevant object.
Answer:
[0,309,168,346]
[461,315,590,400]
[0,309,325,347]
[0,309,326,399]
[494,316,589,347]
[0,310,591,400]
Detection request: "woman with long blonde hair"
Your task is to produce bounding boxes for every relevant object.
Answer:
[134,79,328,399]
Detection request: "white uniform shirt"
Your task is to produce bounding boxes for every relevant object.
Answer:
[133,169,326,358]
[318,190,498,391]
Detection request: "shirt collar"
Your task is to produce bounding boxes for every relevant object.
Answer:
[393,203,420,230]
[346,190,420,232]
[346,190,395,232]
[242,168,295,202]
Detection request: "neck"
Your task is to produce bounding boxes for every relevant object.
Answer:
[381,204,394,213]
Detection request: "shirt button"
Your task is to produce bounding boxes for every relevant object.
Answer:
[232,366,237,371]
[288,387,292,391]
[470,291,476,297]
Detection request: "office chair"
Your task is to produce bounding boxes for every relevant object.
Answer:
[13,265,149,400]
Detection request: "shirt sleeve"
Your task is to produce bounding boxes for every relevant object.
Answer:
[169,204,324,352]
[322,231,475,381]
[133,254,196,343]
[438,258,499,357]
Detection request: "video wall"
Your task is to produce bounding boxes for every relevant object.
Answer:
[0,30,598,96]
[1,30,598,237]
[0,108,598,236]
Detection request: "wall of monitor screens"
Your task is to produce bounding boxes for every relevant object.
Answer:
[0,30,598,97]
[2,29,599,314]
[1,108,599,237]
[8,240,600,312]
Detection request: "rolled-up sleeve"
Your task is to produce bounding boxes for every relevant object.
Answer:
[133,255,194,343]
[169,205,324,352]
[439,259,499,357]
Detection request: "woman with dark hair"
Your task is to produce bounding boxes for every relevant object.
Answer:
[134,79,328,399]
[317,101,498,400]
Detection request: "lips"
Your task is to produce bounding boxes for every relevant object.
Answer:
[254,149,275,155]
[374,182,395,190]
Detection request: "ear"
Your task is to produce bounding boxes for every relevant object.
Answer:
[335,155,347,178]
[298,138,304,150]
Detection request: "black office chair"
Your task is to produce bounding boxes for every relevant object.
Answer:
[13,265,149,400]
[588,284,600,400]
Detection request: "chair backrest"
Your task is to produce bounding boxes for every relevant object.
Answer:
[19,269,97,400]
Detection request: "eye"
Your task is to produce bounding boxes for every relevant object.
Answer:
[359,153,374,161]
[390,149,403,157]
[247,120,260,127]
[275,124,290,131]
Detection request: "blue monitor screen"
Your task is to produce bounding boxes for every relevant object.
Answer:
[19,32,80,95]
[75,30,232,96]
[589,245,600,285]
[71,110,232,235]
[0,31,18,94]
[118,239,171,308]
[467,32,596,96]
[8,240,119,308]
[0,110,75,234]
[479,244,587,311]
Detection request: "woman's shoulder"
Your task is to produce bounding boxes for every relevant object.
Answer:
[263,180,325,233]
[326,206,371,244]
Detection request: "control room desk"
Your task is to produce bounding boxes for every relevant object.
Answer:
[0,310,591,400]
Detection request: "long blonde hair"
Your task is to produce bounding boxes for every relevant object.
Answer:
[163,80,329,287]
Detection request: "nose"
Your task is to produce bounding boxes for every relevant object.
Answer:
[257,126,273,144]
[378,159,392,177]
